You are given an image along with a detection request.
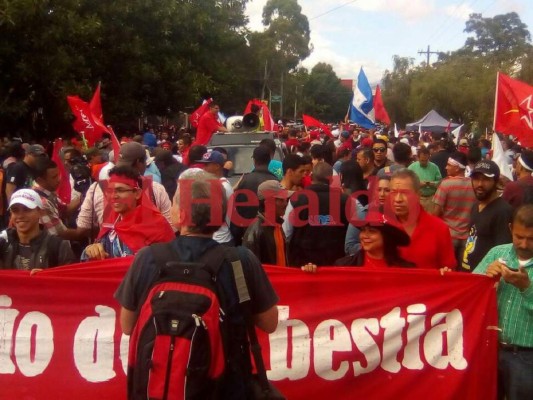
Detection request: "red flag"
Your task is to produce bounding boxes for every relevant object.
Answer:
[67,95,110,147]
[51,139,72,204]
[494,72,533,148]
[107,126,121,161]
[372,85,391,125]
[89,82,103,123]
[302,114,332,137]
[189,98,213,128]
[244,99,275,131]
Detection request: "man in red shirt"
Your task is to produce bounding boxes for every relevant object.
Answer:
[503,149,533,209]
[194,103,228,145]
[385,168,456,269]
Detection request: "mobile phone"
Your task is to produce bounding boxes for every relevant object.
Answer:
[498,258,518,272]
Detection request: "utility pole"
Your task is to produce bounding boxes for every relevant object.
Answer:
[261,60,268,100]
[280,72,284,120]
[418,45,440,66]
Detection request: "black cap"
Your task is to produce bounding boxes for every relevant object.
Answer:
[472,160,500,181]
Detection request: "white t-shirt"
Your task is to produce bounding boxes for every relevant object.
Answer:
[212,178,234,244]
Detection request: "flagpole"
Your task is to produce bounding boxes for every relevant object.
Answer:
[493,71,500,133]
[80,132,88,150]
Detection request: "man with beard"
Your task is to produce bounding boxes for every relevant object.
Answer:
[462,160,513,272]
[473,204,533,400]
[372,139,391,170]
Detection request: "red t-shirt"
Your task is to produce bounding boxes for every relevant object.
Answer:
[398,209,457,269]
[195,112,222,145]
[502,176,533,209]
[363,254,389,269]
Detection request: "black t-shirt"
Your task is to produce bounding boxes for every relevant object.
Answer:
[462,197,513,271]
[6,161,34,190]
[429,150,450,178]
[114,236,278,315]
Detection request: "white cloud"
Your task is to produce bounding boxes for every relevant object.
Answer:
[302,30,384,83]
[444,3,474,20]
[352,0,435,22]
[246,0,266,32]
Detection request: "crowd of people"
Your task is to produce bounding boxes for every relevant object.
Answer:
[0,120,531,399]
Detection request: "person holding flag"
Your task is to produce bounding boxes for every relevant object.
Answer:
[81,165,174,260]
[347,68,375,129]
[194,102,228,145]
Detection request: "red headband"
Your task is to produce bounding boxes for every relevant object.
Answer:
[109,175,140,189]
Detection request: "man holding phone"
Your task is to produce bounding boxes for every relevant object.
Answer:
[473,204,533,400]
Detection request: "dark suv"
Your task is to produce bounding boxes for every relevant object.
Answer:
[207,132,284,184]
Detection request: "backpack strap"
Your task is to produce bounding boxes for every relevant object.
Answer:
[34,233,51,267]
[42,235,64,268]
[226,247,275,397]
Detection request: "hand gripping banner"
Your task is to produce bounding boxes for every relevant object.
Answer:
[0,260,498,399]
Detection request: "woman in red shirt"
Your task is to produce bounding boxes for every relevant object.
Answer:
[302,212,414,272]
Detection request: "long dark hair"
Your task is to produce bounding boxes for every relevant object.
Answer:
[340,160,368,206]
[381,231,415,267]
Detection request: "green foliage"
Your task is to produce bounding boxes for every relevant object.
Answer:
[262,0,311,70]
[381,12,533,132]
[301,63,351,121]
[0,0,256,136]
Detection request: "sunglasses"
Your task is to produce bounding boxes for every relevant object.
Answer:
[373,147,386,153]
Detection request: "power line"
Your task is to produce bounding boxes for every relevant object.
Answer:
[433,0,498,52]
[309,0,360,21]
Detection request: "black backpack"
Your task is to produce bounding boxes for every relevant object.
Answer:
[127,243,249,400]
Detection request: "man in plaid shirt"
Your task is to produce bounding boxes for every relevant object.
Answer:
[32,158,80,240]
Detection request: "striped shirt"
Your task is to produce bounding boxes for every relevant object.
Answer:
[33,184,67,236]
[433,176,476,240]
[474,244,533,347]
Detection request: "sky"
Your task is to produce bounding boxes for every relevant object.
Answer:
[245,0,533,84]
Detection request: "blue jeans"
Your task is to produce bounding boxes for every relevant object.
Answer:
[498,348,533,399]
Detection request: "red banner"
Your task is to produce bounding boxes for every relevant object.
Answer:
[189,98,213,129]
[494,72,533,148]
[373,85,391,125]
[67,94,111,147]
[244,99,276,131]
[51,138,72,204]
[0,260,498,399]
[302,114,333,137]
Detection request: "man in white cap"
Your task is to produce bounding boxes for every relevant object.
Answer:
[503,149,533,209]
[0,189,75,270]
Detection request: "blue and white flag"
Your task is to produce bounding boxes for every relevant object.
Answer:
[349,68,375,129]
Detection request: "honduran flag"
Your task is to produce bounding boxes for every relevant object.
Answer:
[349,68,375,129]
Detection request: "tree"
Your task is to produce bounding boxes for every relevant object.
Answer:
[381,56,417,126]
[0,0,254,137]
[262,0,311,71]
[381,12,533,133]
[300,63,351,121]
[464,12,531,59]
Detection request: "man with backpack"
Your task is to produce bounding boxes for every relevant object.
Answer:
[115,169,279,399]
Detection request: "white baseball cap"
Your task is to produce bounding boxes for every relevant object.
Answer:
[9,189,43,210]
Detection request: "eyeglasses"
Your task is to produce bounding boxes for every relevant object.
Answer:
[105,188,137,195]
[373,147,386,153]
